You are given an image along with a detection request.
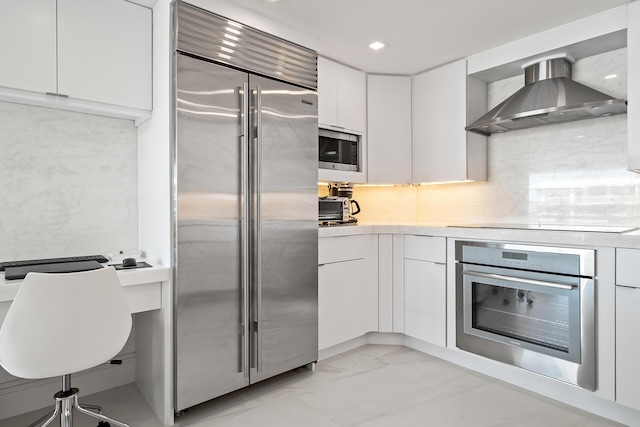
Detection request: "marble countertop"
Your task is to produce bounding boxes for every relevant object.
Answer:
[318,222,640,249]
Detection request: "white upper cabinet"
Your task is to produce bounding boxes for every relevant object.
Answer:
[412,59,486,184]
[367,75,412,184]
[318,56,366,133]
[0,0,151,122]
[628,1,640,173]
[0,0,57,94]
[57,0,152,111]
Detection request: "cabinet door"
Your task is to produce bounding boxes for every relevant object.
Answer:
[318,56,339,128]
[318,259,367,350]
[404,259,446,347]
[367,75,412,184]
[625,1,639,172]
[616,286,640,411]
[57,0,151,110]
[338,64,366,133]
[412,59,486,183]
[318,57,366,133]
[0,0,56,94]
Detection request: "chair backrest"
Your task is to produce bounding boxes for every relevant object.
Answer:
[0,267,132,379]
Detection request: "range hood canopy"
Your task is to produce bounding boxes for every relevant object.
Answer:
[465,56,627,136]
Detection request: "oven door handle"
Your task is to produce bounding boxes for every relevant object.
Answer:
[462,270,576,291]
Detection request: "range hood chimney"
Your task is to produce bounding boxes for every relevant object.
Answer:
[465,56,627,136]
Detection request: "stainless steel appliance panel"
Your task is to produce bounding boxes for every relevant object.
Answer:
[454,240,596,390]
[248,74,318,382]
[175,54,249,410]
[318,128,360,172]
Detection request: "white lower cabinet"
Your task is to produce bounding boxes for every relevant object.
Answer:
[404,259,446,346]
[318,235,378,350]
[616,286,640,411]
[318,258,367,349]
[403,235,446,347]
[615,248,640,411]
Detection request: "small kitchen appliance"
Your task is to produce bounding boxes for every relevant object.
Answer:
[319,196,360,226]
[319,128,361,172]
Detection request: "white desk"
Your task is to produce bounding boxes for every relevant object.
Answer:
[0,260,169,315]
[0,260,174,425]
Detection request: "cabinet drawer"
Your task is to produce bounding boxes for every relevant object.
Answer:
[404,235,446,263]
[319,235,367,265]
[616,248,640,288]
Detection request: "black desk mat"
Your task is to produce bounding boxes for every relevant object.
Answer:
[113,261,152,270]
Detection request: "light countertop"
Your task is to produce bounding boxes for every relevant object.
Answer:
[318,222,640,249]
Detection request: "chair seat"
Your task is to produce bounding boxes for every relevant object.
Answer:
[0,267,132,379]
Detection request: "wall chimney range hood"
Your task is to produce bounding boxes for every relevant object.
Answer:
[465,56,627,136]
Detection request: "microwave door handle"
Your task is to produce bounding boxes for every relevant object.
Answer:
[462,270,576,291]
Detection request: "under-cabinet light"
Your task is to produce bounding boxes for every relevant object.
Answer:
[419,180,475,185]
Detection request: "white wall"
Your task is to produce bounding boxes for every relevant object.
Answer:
[0,102,138,260]
[354,47,640,226]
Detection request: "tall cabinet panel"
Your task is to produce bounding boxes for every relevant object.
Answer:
[57,0,152,109]
[412,59,486,183]
[0,0,56,94]
[367,75,412,184]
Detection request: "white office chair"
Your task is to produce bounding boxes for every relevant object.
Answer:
[0,267,132,427]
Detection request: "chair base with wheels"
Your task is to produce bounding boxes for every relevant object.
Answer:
[29,374,129,427]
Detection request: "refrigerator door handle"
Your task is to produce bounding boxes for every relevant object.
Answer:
[254,84,263,374]
[240,82,250,377]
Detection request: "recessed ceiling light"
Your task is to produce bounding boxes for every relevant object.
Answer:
[604,74,618,79]
[369,41,385,50]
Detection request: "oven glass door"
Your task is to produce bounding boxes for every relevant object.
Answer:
[462,269,582,363]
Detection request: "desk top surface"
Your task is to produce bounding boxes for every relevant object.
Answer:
[0,259,171,303]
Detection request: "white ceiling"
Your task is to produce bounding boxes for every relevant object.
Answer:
[226,0,632,75]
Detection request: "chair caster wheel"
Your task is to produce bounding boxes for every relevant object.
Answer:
[97,422,110,427]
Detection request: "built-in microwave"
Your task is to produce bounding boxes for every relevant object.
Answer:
[319,128,361,172]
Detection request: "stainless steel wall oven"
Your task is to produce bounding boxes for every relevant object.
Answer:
[455,241,596,390]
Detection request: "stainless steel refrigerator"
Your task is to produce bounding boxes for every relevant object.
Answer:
[172,2,318,413]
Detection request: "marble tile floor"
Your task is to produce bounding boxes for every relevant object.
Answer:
[0,345,628,427]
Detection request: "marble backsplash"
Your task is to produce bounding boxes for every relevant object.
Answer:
[0,103,138,261]
[349,47,640,227]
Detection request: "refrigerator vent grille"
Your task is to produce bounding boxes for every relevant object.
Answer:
[175,1,318,90]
